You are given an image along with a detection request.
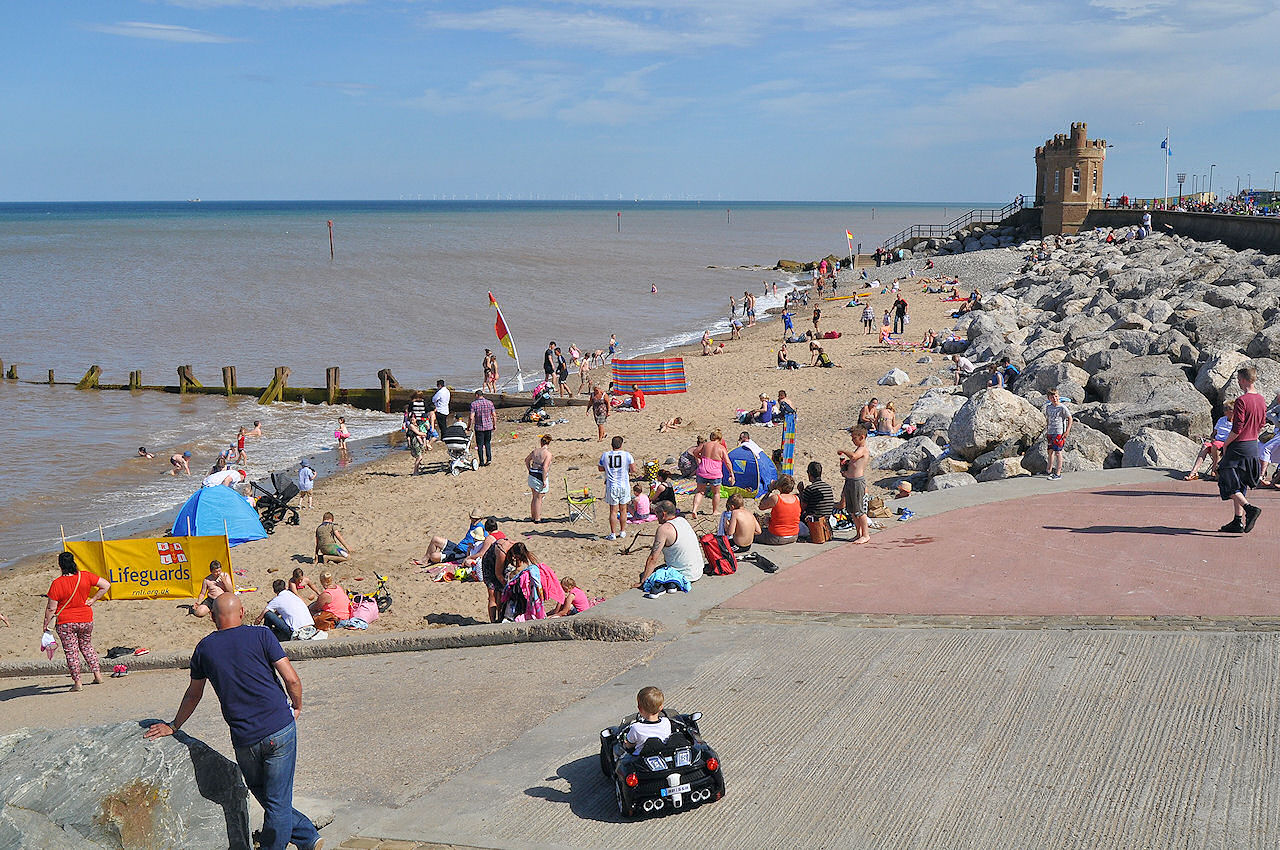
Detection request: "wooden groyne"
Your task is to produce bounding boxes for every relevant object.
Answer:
[0,361,586,413]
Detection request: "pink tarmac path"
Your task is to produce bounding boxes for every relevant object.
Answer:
[725,480,1280,617]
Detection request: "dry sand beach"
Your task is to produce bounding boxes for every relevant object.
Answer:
[0,251,1023,664]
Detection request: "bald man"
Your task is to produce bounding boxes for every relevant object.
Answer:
[145,595,322,850]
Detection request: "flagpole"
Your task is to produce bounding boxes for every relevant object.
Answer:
[1164,127,1170,209]
[846,231,853,270]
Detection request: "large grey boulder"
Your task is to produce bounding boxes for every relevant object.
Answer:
[1121,428,1201,469]
[1193,349,1249,406]
[1075,381,1213,443]
[872,436,945,472]
[1023,421,1123,474]
[903,389,965,434]
[975,457,1030,481]
[0,722,250,849]
[1180,305,1262,349]
[927,472,977,491]
[948,388,1048,461]
[877,368,910,386]
[1087,355,1189,404]
[864,435,905,456]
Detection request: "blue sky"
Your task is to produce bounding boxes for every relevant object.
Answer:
[2,0,1278,201]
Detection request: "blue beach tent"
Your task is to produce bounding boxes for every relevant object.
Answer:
[170,486,268,547]
[723,444,778,498]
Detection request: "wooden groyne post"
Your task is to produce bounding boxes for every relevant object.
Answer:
[75,365,101,390]
[4,363,15,380]
[222,366,237,397]
[378,369,400,414]
[325,367,341,405]
[48,370,55,385]
[177,365,202,394]
[258,366,291,405]
[129,370,142,390]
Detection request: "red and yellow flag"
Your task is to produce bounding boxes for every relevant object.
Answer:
[488,291,517,361]
[846,229,854,241]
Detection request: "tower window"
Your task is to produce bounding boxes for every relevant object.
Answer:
[1072,168,1081,193]
[1054,171,1060,194]
[1092,169,1098,192]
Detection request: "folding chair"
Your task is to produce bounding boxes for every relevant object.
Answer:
[564,478,596,523]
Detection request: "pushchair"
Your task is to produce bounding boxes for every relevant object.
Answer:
[519,381,555,423]
[441,423,480,476]
[251,472,301,533]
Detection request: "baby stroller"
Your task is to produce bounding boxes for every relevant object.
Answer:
[520,381,555,423]
[251,472,301,533]
[441,422,480,476]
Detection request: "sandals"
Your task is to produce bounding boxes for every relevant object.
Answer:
[1186,472,1199,481]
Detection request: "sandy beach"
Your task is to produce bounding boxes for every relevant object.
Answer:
[0,250,1024,664]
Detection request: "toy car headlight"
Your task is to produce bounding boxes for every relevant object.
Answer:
[674,748,692,767]
[645,756,667,772]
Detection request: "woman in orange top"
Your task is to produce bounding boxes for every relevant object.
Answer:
[756,474,801,546]
[309,571,352,622]
[43,551,111,691]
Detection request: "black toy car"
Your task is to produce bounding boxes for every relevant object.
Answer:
[599,711,726,817]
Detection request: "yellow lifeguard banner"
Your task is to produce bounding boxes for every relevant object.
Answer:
[64,536,232,601]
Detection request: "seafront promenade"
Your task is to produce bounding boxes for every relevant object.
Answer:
[7,468,1279,848]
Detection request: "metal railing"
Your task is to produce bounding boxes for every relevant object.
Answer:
[881,197,1029,252]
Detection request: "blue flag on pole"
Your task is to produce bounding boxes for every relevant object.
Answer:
[1161,137,1171,156]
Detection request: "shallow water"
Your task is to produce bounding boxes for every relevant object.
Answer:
[0,200,990,564]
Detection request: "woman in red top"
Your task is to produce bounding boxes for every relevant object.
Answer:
[1218,366,1267,534]
[43,551,111,691]
[756,474,802,546]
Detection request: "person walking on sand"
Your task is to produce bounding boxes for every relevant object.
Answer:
[526,435,553,522]
[745,292,757,327]
[590,385,610,441]
[469,387,496,467]
[544,341,557,383]
[43,551,111,691]
[812,305,822,333]
[600,435,639,541]
[691,429,734,517]
[297,460,315,509]
[1218,366,1267,534]
[144,594,322,850]
[577,352,593,395]
[837,427,871,544]
[861,303,874,334]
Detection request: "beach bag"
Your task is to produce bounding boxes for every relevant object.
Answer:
[806,517,832,544]
[312,611,338,631]
[699,533,737,576]
[293,625,319,641]
[867,496,892,519]
[351,599,380,624]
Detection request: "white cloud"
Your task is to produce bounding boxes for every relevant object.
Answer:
[162,0,359,8]
[408,64,683,125]
[86,21,240,43]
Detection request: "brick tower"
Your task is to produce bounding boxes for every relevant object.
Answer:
[1035,122,1106,236]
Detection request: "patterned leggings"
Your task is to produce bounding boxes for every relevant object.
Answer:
[55,622,100,685]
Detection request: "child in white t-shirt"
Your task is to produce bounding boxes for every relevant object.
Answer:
[297,460,316,509]
[625,686,671,753]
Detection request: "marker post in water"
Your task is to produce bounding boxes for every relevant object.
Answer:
[327,220,335,260]
[617,212,621,233]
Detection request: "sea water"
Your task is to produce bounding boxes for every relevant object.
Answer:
[0,200,992,565]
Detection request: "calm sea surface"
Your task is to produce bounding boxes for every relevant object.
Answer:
[0,200,991,565]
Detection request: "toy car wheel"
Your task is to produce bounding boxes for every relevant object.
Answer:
[614,778,632,817]
[471,458,479,471]
[599,744,611,778]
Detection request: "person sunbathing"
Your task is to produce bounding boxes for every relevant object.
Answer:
[657,416,684,433]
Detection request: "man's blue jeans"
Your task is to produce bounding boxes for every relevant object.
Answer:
[234,721,319,850]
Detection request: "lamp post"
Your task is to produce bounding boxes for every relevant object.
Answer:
[1210,164,1216,200]
[1274,171,1278,192]
[1176,172,1186,206]
[1237,176,1241,196]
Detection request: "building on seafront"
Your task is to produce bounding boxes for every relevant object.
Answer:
[1036,122,1107,236]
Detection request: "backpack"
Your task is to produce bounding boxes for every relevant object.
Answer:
[700,533,737,576]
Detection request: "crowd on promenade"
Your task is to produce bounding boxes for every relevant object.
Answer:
[1106,192,1278,217]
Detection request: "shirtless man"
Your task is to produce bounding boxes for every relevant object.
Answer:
[190,560,233,618]
[837,427,872,544]
[168,451,192,476]
[720,492,760,553]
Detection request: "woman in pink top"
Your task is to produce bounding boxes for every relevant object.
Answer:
[691,429,735,517]
[1218,366,1267,534]
[309,571,352,621]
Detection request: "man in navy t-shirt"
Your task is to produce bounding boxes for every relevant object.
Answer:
[145,595,321,850]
